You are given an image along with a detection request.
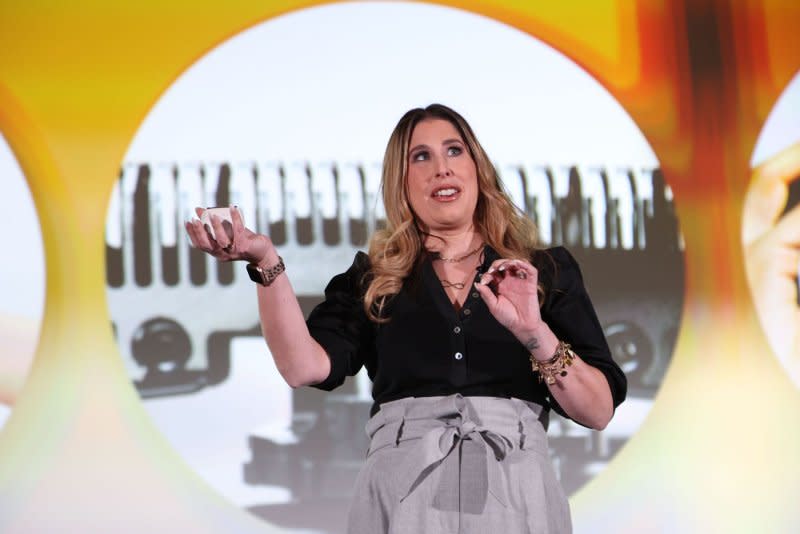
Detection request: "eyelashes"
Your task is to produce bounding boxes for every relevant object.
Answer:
[411,150,430,162]
[409,144,464,163]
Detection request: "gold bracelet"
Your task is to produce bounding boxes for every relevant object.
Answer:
[530,340,575,385]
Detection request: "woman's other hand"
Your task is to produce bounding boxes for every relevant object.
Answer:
[185,205,271,264]
[474,258,542,342]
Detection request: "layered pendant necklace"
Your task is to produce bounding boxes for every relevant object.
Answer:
[439,277,471,290]
[434,242,484,263]
[437,246,483,290]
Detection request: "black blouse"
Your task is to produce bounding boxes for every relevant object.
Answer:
[307,246,627,421]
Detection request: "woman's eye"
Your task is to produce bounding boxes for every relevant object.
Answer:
[411,151,429,162]
[447,146,463,156]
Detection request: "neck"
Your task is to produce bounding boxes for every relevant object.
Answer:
[423,226,482,257]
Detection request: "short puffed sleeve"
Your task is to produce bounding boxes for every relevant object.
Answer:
[537,247,627,416]
[306,252,374,391]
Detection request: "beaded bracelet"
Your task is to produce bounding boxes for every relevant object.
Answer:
[530,340,575,385]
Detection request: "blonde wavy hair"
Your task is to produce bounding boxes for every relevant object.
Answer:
[364,104,540,322]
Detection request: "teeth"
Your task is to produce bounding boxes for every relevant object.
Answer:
[434,188,457,197]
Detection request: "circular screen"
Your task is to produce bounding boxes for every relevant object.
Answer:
[0,132,45,429]
[105,3,684,531]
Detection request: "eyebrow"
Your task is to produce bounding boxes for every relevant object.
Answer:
[408,138,464,153]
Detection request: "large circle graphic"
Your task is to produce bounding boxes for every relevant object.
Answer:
[105,3,684,531]
[743,69,800,388]
[0,133,45,429]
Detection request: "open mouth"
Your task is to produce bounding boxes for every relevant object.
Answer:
[432,186,461,200]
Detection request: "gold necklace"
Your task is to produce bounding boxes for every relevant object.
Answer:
[440,276,472,290]
[438,256,481,290]
[434,243,484,263]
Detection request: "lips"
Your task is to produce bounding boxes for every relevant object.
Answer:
[431,184,461,200]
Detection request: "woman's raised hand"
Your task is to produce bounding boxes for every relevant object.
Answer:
[185,206,271,264]
[742,141,800,384]
[474,258,543,341]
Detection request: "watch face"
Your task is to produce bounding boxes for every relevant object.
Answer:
[246,264,265,285]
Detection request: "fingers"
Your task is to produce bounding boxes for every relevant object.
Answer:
[185,218,219,253]
[474,258,543,333]
[743,141,800,243]
[185,212,230,255]
[190,207,224,249]
[226,205,251,254]
[230,204,246,233]
[186,205,270,262]
[477,259,537,287]
[473,278,499,310]
[772,202,800,247]
[752,141,800,189]
[208,213,233,250]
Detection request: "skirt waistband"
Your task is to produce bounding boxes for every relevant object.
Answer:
[364,394,551,511]
[367,394,549,455]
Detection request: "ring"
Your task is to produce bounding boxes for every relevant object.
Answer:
[515,271,527,280]
[222,243,233,253]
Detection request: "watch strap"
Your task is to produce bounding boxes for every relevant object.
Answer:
[246,256,285,286]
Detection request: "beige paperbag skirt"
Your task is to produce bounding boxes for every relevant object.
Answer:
[347,394,572,534]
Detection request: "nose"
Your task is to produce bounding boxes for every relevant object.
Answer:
[434,156,452,178]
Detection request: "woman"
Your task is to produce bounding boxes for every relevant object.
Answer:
[186,104,626,533]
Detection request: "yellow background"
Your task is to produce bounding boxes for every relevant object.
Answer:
[1,1,799,532]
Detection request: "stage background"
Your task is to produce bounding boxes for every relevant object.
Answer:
[1,1,799,533]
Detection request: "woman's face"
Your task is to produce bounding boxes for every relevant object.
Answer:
[405,118,479,234]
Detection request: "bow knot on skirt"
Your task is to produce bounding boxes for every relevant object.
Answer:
[348,394,571,534]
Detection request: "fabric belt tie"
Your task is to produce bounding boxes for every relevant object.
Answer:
[394,413,514,514]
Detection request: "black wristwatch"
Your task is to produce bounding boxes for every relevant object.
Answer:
[246,256,285,286]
